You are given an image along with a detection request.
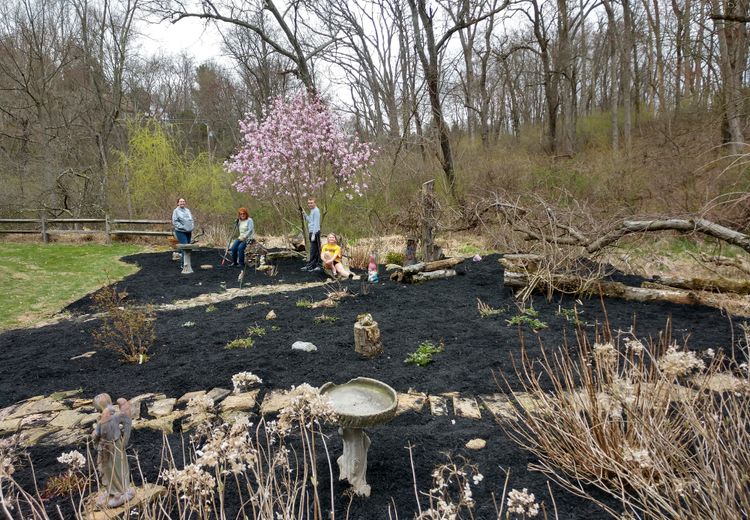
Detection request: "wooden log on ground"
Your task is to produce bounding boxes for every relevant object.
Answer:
[402,257,464,275]
[499,254,543,271]
[646,276,750,295]
[503,271,703,305]
[412,269,457,282]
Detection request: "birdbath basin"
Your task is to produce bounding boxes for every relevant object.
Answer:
[321,377,398,497]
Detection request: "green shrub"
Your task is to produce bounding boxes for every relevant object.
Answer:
[92,287,155,364]
[385,251,405,265]
[506,308,548,331]
[405,340,444,367]
[296,298,313,309]
[225,337,255,350]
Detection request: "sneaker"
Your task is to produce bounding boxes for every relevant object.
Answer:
[312,266,322,273]
[300,266,311,271]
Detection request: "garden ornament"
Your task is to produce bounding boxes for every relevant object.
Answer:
[92,393,135,509]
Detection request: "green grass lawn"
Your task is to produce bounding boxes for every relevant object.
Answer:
[0,243,146,331]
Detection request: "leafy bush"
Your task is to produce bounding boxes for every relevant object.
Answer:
[506,308,547,331]
[295,298,313,309]
[246,326,267,337]
[385,251,405,265]
[405,340,444,367]
[92,287,155,364]
[313,314,337,324]
[225,337,255,350]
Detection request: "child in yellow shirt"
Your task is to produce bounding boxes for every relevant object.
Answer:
[321,234,354,279]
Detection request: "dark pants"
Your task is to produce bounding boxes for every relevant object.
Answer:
[230,239,247,266]
[306,231,321,267]
[174,230,192,267]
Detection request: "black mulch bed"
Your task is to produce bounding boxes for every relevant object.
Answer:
[0,251,738,519]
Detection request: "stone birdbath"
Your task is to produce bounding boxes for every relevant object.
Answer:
[176,243,200,274]
[320,377,398,497]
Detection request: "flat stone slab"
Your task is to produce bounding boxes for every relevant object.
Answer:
[220,391,260,412]
[452,396,481,420]
[395,392,427,415]
[85,484,166,520]
[148,398,177,418]
[20,426,62,447]
[40,428,89,447]
[177,390,207,404]
[49,389,83,400]
[260,390,291,415]
[0,418,22,435]
[428,395,448,416]
[479,394,516,422]
[8,398,67,419]
[134,411,186,434]
[206,388,231,404]
[49,409,88,429]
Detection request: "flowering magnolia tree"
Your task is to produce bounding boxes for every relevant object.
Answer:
[226,91,376,236]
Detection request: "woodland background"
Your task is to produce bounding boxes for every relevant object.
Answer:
[0,0,747,240]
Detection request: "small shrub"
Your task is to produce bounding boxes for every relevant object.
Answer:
[506,308,547,331]
[271,325,281,332]
[182,321,196,328]
[313,314,338,324]
[206,304,218,313]
[556,305,585,326]
[296,298,313,309]
[225,337,255,350]
[385,251,405,265]
[92,287,155,364]
[246,325,267,337]
[405,340,444,367]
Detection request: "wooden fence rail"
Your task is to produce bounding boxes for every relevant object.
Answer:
[0,216,173,244]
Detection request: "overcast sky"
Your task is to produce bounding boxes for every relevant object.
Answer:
[138,15,229,66]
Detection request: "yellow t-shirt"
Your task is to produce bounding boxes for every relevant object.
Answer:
[321,243,342,263]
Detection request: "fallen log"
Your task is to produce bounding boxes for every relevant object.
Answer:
[412,269,457,282]
[503,270,703,306]
[265,249,304,261]
[647,276,750,295]
[391,257,464,282]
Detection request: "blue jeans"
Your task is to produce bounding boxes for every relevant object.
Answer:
[230,239,247,266]
[174,230,192,267]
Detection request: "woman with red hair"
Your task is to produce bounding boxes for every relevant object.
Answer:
[229,207,254,266]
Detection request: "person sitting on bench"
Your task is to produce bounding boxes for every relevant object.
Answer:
[321,233,354,279]
[229,207,255,266]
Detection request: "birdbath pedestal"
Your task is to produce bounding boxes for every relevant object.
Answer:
[176,244,199,274]
[321,377,398,497]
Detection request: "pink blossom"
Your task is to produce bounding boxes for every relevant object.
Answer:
[226,92,376,211]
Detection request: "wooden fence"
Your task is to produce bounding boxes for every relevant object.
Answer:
[0,216,173,244]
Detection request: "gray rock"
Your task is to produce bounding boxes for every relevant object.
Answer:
[292,341,318,352]
[206,388,231,404]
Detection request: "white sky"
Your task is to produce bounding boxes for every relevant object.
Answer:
[138,16,230,66]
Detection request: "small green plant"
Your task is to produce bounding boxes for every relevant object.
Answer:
[271,325,281,332]
[182,321,196,328]
[476,298,503,318]
[506,308,548,331]
[384,251,405,265]
[225,337,255,350]
[314,314,338,324]
[219,282,227,292]
[405,340,444,367]
[246,325,267,337]
[206,304,217,313]
[556,305,585,326]
[296,298,313,309]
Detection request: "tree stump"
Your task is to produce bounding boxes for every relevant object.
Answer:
[353,314,383,358]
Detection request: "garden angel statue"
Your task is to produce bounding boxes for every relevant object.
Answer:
[92,393,136,508]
